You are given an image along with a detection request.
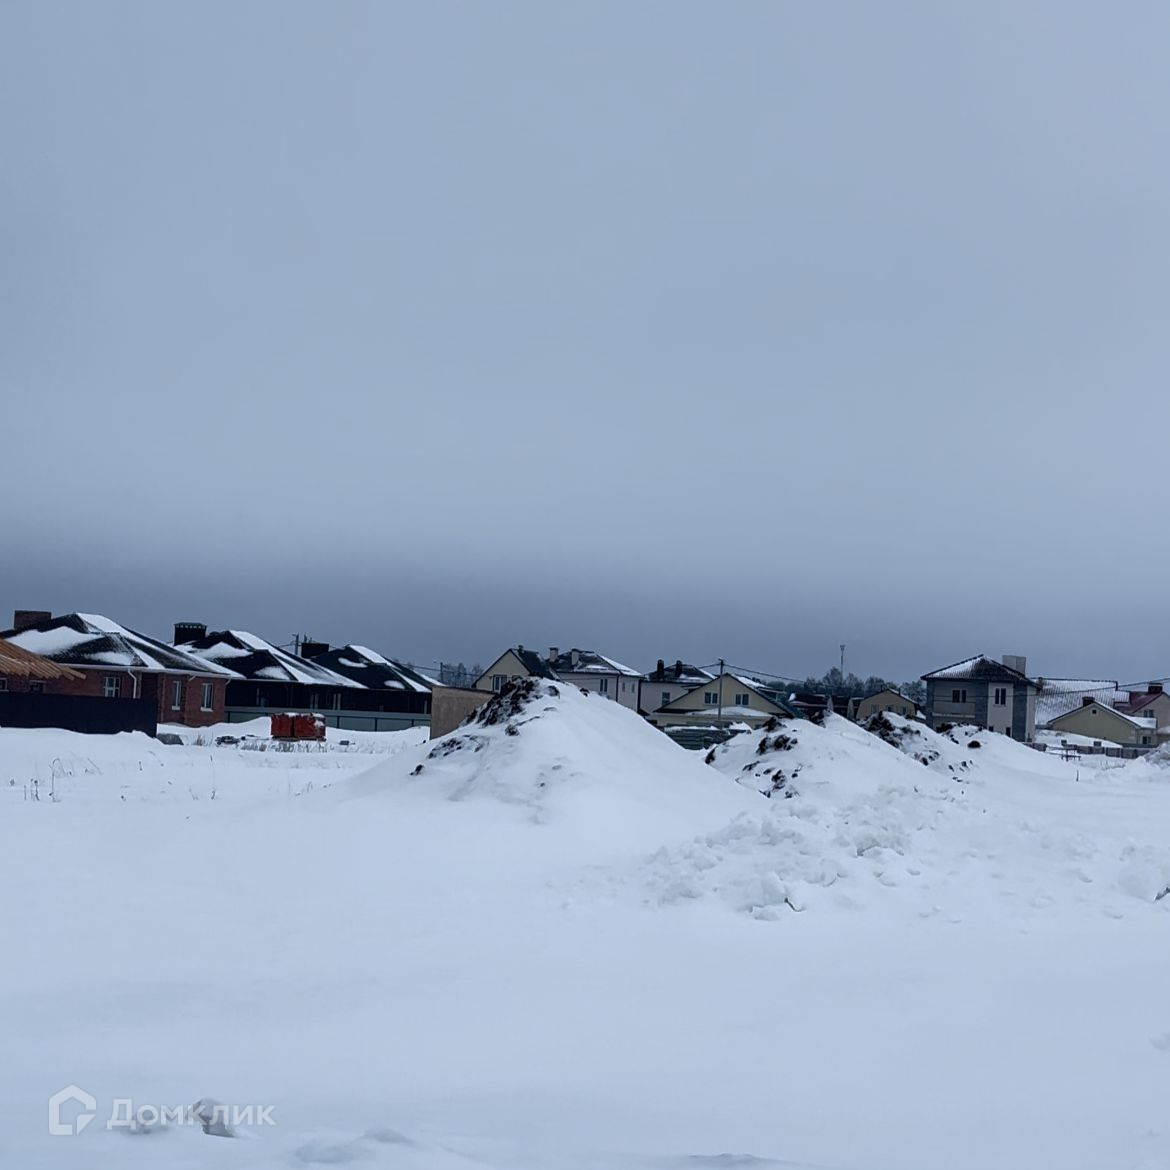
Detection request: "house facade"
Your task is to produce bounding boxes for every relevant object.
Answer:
[652,672,800,728]
[1116,684,1170,730]
[921,654,1038,740]
[1047,698,1158,747]
[475,646,641,710]
[0,611,232,727]
[475,647,559,693]
[856,688,920,722]
[640,659,715,723]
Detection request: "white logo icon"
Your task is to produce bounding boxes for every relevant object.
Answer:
[48,1085,97,1136]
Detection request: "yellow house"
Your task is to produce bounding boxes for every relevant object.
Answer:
[856,688,920,722]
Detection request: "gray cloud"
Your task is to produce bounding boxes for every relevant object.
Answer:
[2,2,1167,683]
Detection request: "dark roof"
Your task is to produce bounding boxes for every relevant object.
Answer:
[514,648,559,679]
[307,645,435,693]
[172,629,361,687]
[0,614,235,676]
[643,659,715,685]
[921,654,1037,688]
[549,648,640,676]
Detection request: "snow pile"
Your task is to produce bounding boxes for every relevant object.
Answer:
[638,712,1170,918]
[345,678,759,855]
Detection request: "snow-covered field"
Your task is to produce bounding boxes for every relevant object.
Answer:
[3,684,1170,1169]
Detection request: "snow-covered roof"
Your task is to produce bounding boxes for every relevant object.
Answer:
[1035,679,1122,726]
[642,660,715,686]
[309,644,435,693]
[1,614,237,677]
[550,649,641,677]
[922,655,1036,686]
[173,629,362,687]
[1047,701,1156,731]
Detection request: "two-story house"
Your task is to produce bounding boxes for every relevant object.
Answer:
[921,654,1038,740]
[641,659,715,724]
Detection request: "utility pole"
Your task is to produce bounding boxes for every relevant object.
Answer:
[718,658,725,727]
[840,644,846,677]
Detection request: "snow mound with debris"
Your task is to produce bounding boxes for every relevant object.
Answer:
[637,712,1170,918]
[340,678,761,856]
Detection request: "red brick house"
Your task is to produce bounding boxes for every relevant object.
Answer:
[0,611,237,727]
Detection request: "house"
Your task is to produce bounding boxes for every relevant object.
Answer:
[1115,683,1170,730]
[1035,678,1124,729]
[651,672,801,729]
[788,692,858,721]
[300,643,433,727]
[641,659,715,725]
[1046,697,1159,748]
[172,625,428,731]
[474,647,559,693]
[475,646,641,710]
[921,654,1038,740]
[855,688,920,722]
[0,610,233,727]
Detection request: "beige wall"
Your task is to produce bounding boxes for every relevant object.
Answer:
[558,670,640,710]
[642,679,705,716]
[475,650,534,693]
[430,686,490,738]
[856,690,917,722]
[1128,691,1170,727]
[1049,702,1153,746]
[661,674,783,718]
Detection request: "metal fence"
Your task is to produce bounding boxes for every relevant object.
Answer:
[0,693,157,736]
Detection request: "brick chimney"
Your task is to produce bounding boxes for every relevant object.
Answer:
[13,610,51,631]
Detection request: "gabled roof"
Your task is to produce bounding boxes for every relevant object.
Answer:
[551,648,640,677]
[0,614,236,677]
[309,645,435,693]
[1117,690,1168,715]
[860,687,919,709]
[0,638,85,681]
[922,655,1037,687]
[476,647,559,685]
[1035,679,1122,726]
[1048,701,1157,732]
[643,660,715,686]
[172,629,362,687]
[656,672,801,718]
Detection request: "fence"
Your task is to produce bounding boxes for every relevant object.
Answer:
[0,693,157,736]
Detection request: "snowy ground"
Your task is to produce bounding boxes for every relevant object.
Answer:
[3,686,1170,1169]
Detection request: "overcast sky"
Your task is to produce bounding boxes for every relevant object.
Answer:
[3,2,1167,683]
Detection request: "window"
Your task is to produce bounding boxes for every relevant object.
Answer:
[734,693,749,706]
[171,680,183,710]
[1143,735,1151,745]
[492,674,506,692]
[201,682,214,711]
[951,688,967,704]
[0,677,7,692]
[103,675,122,699]
[661,691,671,708]
[994,687,1007,707]
[29,681,44,694]
[599,678,609,694]
[704,691,718,705]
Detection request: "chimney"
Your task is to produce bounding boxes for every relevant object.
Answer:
[173,621,206,646]
[1002,654,1027,676]
[674,659,683,678]
[13,609,51,632]
[548,647,559,663]
[570,649,581,668]
[300,640,329,660]
[1082,696,1095,707]
[1149,684,1164,695]
[654,658,665,681]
